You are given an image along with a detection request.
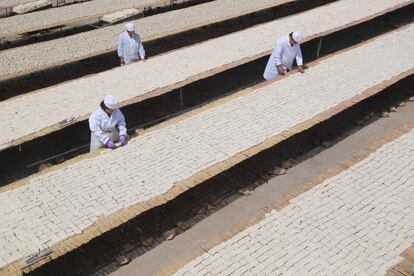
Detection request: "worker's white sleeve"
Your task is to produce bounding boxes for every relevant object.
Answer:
[117,35,123,58]
[89,116,110,145]
[274,43,283,66]
[117,111,127,136]
[139,38,145,60]
[296,46,303,66]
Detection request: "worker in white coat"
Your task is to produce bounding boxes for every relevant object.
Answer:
[89,95,127,152]
[263,31,305,80]
[117,22,145,66]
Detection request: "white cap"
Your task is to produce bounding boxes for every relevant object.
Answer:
[126,22,135,32]
[292,31,303,43]
[104,95,118,110]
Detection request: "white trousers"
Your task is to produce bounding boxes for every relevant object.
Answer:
[123,58,139,65]
[90,129,119,152]
[263,65,289,80]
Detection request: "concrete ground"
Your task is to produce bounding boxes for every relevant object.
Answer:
[112,98,414,276]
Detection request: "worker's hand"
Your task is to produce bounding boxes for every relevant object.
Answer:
[277,65,285,76]
[106,140,116,149]
[298,66,305,74]
[120,57,125,66]
[119,135,127,147]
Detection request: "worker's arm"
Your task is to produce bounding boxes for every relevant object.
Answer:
[89,115,110,145]
[296,46,305,73]
[117,110,127,137]
[117,34,125,65]
[274,39,285,75]
[138,35,145,60]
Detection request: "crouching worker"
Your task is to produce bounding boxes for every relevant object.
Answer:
[89,95,127,152]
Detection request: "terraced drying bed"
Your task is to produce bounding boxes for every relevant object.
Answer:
[1,24,413,275]
[0,0,171,36]
[172,124,414,275]
[0,0,411,151]
[0,0,295,80]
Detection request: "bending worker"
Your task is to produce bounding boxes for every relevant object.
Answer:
[263,31,305,80]
[89,95,127,152]
[117,22,145,66]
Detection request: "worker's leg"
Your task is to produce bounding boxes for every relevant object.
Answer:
[90,133,104,152]
[107,129,120,143]
[124,58,138,65]
[264,70,280,80]
[90,129,120,152]
[263,64,280,80]
[263,67,278,80]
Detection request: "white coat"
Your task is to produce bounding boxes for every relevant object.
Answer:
[89,107,127,152]
[117,31,145,65]
[263,35,303,80]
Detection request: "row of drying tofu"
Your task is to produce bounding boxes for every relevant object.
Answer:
[0,0,291,79]
[0,0,197,36]
[2,0,90,15]
[0,0,413,274]
[0,0,412,150]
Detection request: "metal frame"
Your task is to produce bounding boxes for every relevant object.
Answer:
[316,37,323,58]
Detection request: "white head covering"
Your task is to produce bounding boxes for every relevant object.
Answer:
[292,31,303,43]
[126,22,135,32]
[104,95,118,110]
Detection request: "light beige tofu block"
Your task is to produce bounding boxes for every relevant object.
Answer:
[101,8,141,23]
[12,0,51,14]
